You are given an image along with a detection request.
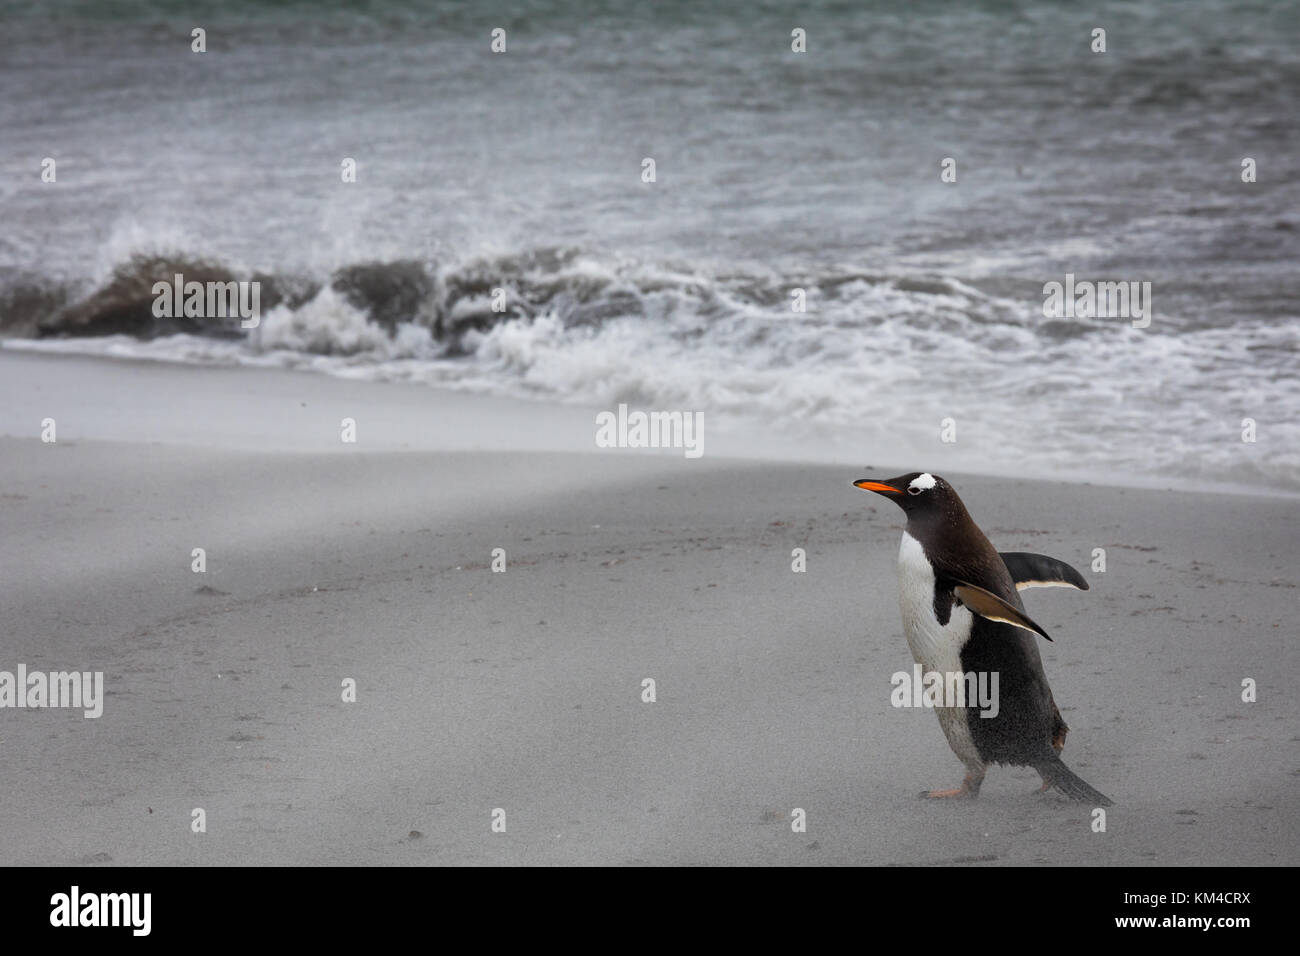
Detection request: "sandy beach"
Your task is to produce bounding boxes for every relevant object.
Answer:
[0,350,1295,866]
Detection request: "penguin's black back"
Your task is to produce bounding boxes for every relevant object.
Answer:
[961,618,1058,765]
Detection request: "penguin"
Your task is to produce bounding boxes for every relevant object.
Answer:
[854,471,1113,805]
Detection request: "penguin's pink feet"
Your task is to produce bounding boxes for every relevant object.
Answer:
[921,787,972,799]
[920,771,983,800]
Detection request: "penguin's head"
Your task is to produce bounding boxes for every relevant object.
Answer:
[852,471,950,514]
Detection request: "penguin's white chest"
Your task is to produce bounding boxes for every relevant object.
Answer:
[896,532,973,668]
[895,531,983,768]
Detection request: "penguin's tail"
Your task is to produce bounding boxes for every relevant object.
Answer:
[1035,754,1114,807]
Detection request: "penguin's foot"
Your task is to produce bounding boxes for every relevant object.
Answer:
[920,771,983,800]
[920,787,972,799]
[1035,776,1053,794]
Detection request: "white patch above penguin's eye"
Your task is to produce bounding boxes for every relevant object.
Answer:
[908,473,936,495]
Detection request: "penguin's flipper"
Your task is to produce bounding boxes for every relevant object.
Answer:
[952,581,1053,642]
[1000,552,1090,592]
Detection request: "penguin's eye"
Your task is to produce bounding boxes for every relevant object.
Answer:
[907,473,937,495]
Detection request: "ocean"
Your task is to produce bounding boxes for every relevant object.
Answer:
[2,0,1297,491]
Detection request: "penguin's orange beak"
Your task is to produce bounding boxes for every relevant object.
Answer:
[854,479,901,494]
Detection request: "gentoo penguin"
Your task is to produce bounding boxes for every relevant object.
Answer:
[855,471,1112,805]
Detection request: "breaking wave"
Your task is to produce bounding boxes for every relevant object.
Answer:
[2,247,1297,493]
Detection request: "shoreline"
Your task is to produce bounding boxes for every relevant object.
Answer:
[2,347,1294,500]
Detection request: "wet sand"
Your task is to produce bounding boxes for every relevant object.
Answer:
[1,351,1295,865]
